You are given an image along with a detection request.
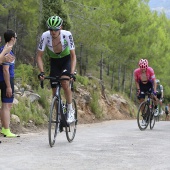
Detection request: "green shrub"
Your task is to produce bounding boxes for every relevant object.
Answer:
[76,75,89,86]
[15,64,34,86]
[11,98,45,125]
[36,86,51,116]
[90,90,103,118]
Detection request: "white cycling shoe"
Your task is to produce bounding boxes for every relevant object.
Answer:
[141,120,146,126]
[67,109,75,123]
[154,108,159,117]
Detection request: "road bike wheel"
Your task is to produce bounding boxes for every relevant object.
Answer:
[137,101,150,131]
[150,110,156,129]
[66,99,77,142]
[48,96,60,147]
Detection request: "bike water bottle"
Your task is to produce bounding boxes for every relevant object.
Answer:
[62,103,67,114]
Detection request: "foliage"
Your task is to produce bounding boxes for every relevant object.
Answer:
[1,0,170,122]
[15,64,34,86]
[36,86,51,115]
[76,75,89,86]
[11,98,45,125]
[90,89,103,118]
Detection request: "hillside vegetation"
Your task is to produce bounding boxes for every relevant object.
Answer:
[0,0,170,128]
[10,64,136,132]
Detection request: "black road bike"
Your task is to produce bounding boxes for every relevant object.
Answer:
[137,92,156,131]
[41,76,77,147]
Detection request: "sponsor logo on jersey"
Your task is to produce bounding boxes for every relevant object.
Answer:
[39,38,44,50]
[69,35,74,48]
[63,40,68,49]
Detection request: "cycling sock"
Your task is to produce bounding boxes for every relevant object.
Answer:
[67,103,73,110]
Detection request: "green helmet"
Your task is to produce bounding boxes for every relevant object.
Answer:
[46,16,63,30]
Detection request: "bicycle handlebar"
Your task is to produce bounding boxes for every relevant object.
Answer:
[40,71,77,89]
[40,76,72,89]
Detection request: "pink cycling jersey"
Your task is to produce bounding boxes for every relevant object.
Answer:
[134,67,156,83]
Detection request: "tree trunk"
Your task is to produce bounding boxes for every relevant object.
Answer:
[107,56,110,76]
[118,64,121,92]
[111,66,114,90]
[79,43,83,76]
[122,65,126,93]
[84,50,88,75]
[100,51,103,81]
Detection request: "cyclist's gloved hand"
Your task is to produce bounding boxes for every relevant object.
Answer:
[137,89,140,96]
[70,73,76,81]
[153,91,157,96]
[38,72,45,80]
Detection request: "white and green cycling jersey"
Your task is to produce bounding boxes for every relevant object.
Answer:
[38,30,75,58]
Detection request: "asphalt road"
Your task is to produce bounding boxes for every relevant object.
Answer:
[0,120,170,170]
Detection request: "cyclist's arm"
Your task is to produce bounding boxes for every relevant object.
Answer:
[153,79,157,93]
[70,49,76,74]
[149,67,156,93]
[134,70,140,90]
[36,50,44,73]
[65,31,76,74]
[135,81,140,90]
[36,32,48,73]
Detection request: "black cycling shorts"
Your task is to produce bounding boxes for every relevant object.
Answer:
[165,111,169,115]
[0,77,14,103]
[138,80,153,100]
[50,54,71,88]
[157,94,161,100]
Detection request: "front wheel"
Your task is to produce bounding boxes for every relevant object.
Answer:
[150,109,156,129]
[137,101,150,131]
[48,96,60,147]
[66,99,77,142]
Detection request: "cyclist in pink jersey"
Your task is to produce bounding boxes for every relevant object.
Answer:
[134,59,159,118]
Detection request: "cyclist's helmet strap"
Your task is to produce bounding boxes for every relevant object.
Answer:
[139,59,148,69]
[46,16,63,30]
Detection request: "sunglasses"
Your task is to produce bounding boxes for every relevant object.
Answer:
[48,29,60,32]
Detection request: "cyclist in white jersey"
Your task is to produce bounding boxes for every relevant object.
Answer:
[36,16,77,123]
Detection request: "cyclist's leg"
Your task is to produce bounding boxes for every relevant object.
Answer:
[50,57,62,92]
[138,81,148,110]
[137,83,146,125]
[147,82,159,116]
[60,55,75,123]
[61,77,74,123]
[157,94,161,114]
[159,99,163,114]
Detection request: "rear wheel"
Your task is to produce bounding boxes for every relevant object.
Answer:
[137,101,150,131]
[48,96,60,147]
[66,99,77,142]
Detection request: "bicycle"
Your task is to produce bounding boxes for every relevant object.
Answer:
[137,92,156,131]
[41,75,77,147]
